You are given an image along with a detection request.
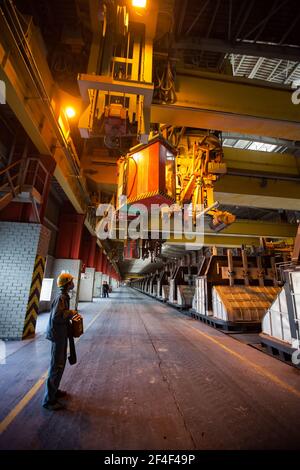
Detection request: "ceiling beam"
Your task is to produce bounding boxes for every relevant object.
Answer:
[241,0,289,43]
[167,38,300,62]
[228,0,233,41]
[175,0,188,37]
[214,175,300,211]
[165,219,297,244]
[223,147,300,177]
[279,10,300,45]
[184,0,209,36]
[151,69,300,140]
[284,63,300,84]
[267,59,283,81]
[221,132,300,149]
[197,0,221,64]
[206,0,220,39]
[247,57,265,79]
[233,0,255,41]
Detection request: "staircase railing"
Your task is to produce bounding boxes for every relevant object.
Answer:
[0,159,22,198]
[0,157,50,211]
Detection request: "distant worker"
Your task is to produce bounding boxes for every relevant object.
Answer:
[43,273,76,411]
[102,280,110,298]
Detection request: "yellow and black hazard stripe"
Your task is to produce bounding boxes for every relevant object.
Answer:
[23,256,46,339]
[128,190,175,205]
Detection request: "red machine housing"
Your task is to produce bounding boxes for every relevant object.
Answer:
[118,136,176,209]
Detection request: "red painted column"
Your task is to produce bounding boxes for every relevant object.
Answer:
[94,246,99,271]
[81,242,89,271]
[95,247,104,272]
[111,266,116,280]
[80,233,98,271]
[88,236,97,268]
[55,213,85,259]
[103,255,108,275]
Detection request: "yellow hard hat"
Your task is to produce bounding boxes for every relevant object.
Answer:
[57,272,74,288]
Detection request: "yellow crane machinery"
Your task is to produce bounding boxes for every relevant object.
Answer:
[176,133,236,232]
[113,130,236,263]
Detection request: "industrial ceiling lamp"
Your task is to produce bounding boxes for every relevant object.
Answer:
[65,106,76,118]
[132,0,147,8]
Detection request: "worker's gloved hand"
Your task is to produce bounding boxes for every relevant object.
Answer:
[63,309,77,320]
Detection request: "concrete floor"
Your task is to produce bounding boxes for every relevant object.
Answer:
[0,287,300,450]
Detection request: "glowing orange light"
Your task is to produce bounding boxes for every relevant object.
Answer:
[132,0,147,7]
[65,106,76,118]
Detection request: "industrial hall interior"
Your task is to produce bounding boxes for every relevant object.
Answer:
[1,0,300,452]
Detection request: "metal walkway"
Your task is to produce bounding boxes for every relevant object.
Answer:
[0,287,300,450]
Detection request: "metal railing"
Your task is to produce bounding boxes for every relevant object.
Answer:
[0,157,50,208]
[274,261,295,284]
[0,159,22,198]
[22,157,49,199]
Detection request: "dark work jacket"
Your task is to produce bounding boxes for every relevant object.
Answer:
[46,291,71,342]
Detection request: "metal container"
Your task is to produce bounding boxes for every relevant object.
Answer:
[117,137,176,209]
[177,285,195,308]
[162,285,170,301]
[213,286,280,323]
[194,277,210,316]
[262,270,300,345]
[169,279,176,304]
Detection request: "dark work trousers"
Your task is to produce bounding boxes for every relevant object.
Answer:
[103,291,109,298]
[43,338,67,405]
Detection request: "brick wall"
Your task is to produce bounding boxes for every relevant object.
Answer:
[37,225,51,257]
[0,222,50,339]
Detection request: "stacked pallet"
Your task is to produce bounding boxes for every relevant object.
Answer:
[212,286,281,322]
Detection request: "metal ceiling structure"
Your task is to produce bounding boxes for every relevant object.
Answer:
[171,0,300,70]
[2,0,300,277]
[230,54,300,85]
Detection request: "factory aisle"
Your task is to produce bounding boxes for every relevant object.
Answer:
[0,287,300,450]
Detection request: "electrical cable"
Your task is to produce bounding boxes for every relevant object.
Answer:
[127,156,138,198]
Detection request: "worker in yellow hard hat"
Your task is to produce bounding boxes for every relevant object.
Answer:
[42,272,75,411]
[56,272,74,288]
